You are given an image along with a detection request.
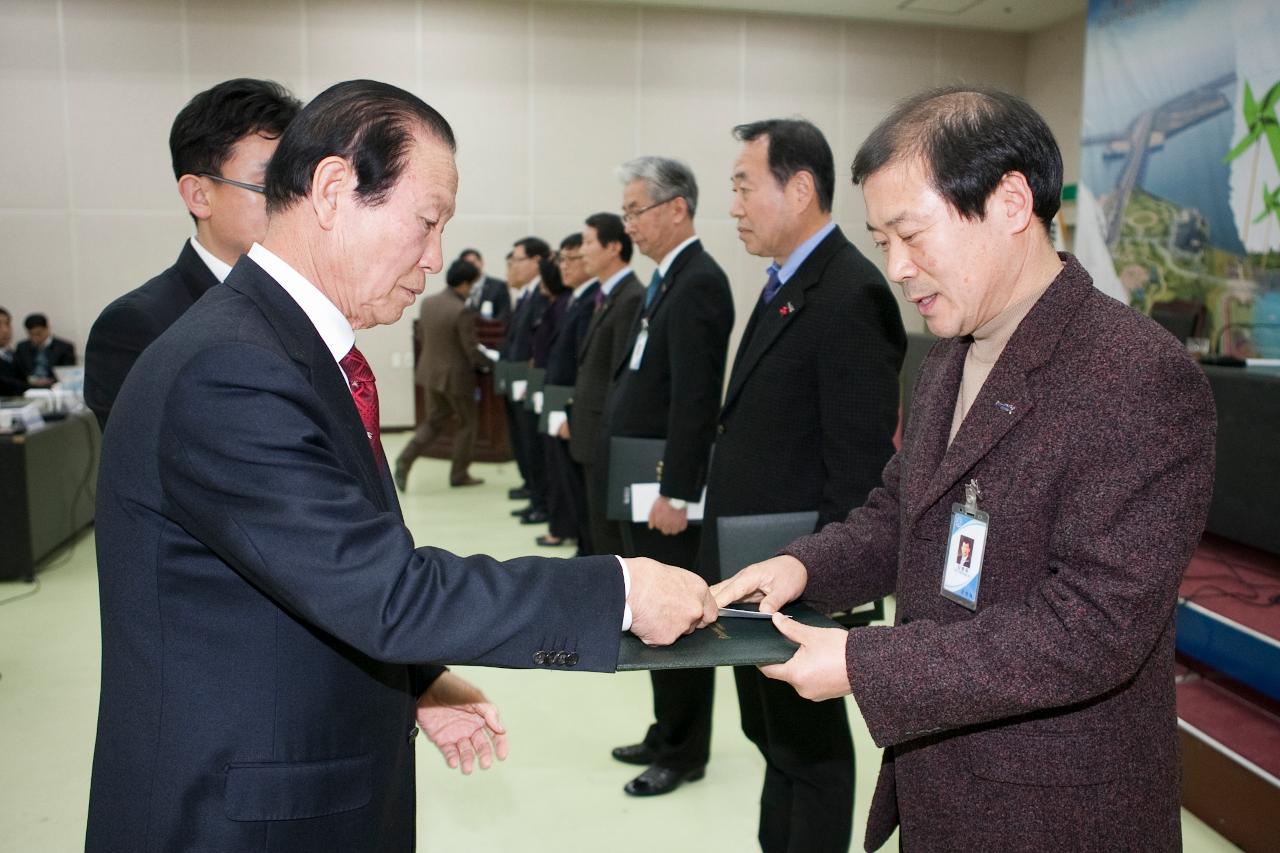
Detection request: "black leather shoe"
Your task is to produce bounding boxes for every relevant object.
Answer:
[520,509,549,524]
[610,743,656,765]
[511,506,532,517]
[623,765,705,797]
[508,487,531,500]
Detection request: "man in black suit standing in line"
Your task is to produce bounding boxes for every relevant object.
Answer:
[15,313,77,388]
[459,247,511,321]
[500,237,552,519]
[565,213,644,557]
[709,119,905,853]
[607,157,735,797]
[539,234,598,551]
[84,78,301,431]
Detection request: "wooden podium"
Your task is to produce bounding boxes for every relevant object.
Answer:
[411,317,513,463]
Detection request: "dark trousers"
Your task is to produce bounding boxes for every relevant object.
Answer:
[545,436,589,549]
[582,462,622,556]
[621,521,713,772]
[734,666,854,853]
[503,397,531,489]
[519,408,548,512]
[397,389,476,484]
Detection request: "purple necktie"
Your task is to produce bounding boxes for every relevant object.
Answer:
[761,268,784,305]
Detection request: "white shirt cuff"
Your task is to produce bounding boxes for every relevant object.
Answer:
[616,555,632,631]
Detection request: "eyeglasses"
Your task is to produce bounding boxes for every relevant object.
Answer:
[621,195,676,224]
[558,253,584,264]
[200,173,266,194]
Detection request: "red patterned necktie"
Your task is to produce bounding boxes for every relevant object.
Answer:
[339,346,382,464]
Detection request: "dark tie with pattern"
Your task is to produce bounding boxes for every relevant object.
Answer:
[761,268,784,305]
[339,346,382,464]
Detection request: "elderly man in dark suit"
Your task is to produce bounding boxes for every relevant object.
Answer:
[706,118,905,853]
[715,87,1216,852]
[86,80,717,853]
[15,313,76,387]
[606,156,735,797]
[566,212,644,557]
[84,78,301,431]
[394,258,492,490]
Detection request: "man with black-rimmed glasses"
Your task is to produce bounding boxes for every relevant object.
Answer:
[84,78,301,430]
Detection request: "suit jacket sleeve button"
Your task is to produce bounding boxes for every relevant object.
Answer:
[533,651,547,665]
[565,652,579,667]
[553,652,568,666]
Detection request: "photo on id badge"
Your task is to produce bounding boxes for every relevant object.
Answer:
[941,505,988,610]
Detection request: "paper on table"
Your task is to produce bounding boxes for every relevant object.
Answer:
[629,482,705,523]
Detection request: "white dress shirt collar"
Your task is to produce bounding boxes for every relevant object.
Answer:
[601,266,633,296]
[570,277,599,302]
[247,243,355,367]
[657,235,699,277]
[189,236,234,284]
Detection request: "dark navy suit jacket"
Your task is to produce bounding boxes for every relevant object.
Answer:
[87,256,624,852]
[84,240,220,431]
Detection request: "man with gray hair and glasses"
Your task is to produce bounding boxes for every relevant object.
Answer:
[604,156,734,797]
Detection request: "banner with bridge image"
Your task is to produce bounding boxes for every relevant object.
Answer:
[1076,0,1280,358]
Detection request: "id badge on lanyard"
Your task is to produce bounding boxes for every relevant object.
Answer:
[629,318,649,371]
[940,479,989,611]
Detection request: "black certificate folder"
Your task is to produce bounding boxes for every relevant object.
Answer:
[616,603,843,672]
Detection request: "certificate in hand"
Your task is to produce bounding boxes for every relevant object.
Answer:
[616,602,843,672]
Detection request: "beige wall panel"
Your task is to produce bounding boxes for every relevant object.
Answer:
[62,0,184,211]
[186,0,305,96]
[0,213,75,334]
[530,2,638,214]
[0,1,68,210]
[307,0,417,94]
[423,0,531,219]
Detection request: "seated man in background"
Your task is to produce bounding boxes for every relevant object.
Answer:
[16,312,76,388]
[84,78,301,431]
[0,307,27,396]
[394,257,492,490]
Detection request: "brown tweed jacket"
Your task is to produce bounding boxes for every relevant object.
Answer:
[413,287,489,396]
[786,254,1216,852]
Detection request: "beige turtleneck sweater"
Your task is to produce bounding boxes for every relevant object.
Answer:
[947,280,1053,446]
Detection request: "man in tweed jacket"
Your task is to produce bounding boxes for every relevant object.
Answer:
[714,87,1216,851]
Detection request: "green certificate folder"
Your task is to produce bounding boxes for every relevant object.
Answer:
[605,436,665,521]
[538,385,574,433]
[616,602,844,671]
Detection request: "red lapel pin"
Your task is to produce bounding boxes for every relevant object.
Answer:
[779,301,795,317]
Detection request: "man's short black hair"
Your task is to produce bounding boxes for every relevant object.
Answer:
[458,247,482,262]
[170,78,301,181]
[513,236,551,261]
[446,259,480,288]
[539,257,565,295]
[851,86,1062,231]
[0,306,9,320]
[560,232,583,251]
[265,80,456,215]
[733,118,835,213]
[24,313,48,331]
[584,212,632,262]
